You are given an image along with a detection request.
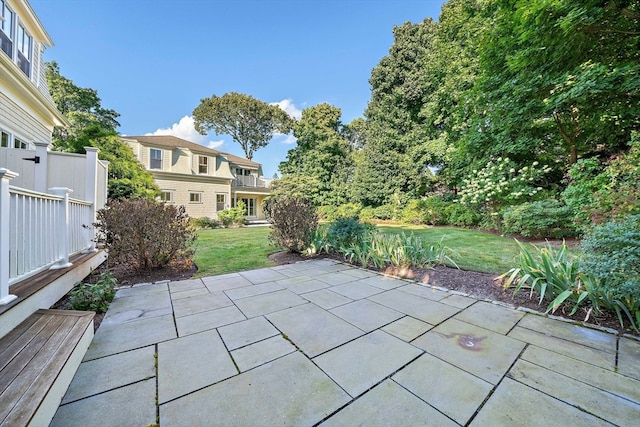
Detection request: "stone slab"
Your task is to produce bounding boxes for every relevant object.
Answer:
[393,352,493,425]
[62,346,155,404]
[159,352,350,427]
[508,326,615,370]
[440,293,476,309]
[341,267,378,279]
[369,289,460,324]
[169,287,210,300]
[158,329,237,403]
[176,305,246,336]
[517,314,616,353]
[358,275,406,290]
[234,289,308,318]
[618,337,640,381]
[316,272,359,286]
[301,289,352,309]
[267,303,363,358]
[231,335,296,371]
[382,316,433,342]
[470,377,610,426]
[85,314,177,360]
[239,268,288,284]
[116,282,169,298]
[412,318,525,384]
[172,291,233,318]
[51,378,156,427]
[330,282,384,300]
[330,299,404,332]
[509,359,640,426]
[282,278,331,295]
[314,330,422,397]
[202,274,253,292]
[224,281,284,300]
[101,289,172,326]
[397,283,449,301]
[218,316,280,350]
[322,379,458,427]
[455,301,524,335]
[167,278,205,293]
[521,345,640,406]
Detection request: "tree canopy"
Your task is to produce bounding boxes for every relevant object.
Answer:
[193,92,293,160]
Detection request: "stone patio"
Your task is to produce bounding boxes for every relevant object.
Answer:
[51,259,640,426]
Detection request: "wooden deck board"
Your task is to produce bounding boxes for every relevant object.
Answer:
[0,309,94,426]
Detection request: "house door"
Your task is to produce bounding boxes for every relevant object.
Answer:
[241,198,255,217]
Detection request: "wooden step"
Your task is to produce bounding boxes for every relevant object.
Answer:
[0,309,94,427]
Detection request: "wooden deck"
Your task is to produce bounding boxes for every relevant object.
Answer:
[0,309,95,426]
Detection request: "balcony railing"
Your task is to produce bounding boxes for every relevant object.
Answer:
[233,175,271,188]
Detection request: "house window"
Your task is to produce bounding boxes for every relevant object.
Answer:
[14,137,27,149]
[198,156,208,174]
[1,130,8,147]
[150,148,162,169]
[189,192,202,203]
[216,194,225,211]
[234,197,256,216]
[160,191,173,203]
[0,1,14,58]
[16,24,31,77]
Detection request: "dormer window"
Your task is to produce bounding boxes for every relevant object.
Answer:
[198,155,208,174]
[0,1,14,58]
[150,148,162,169]
[16,23,31,77]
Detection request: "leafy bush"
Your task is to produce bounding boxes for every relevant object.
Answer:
[190,217,220,229]
[401,197,448,225]
[502,199,577,238]
[581,215,640,329]
[70,271,117,313]
[501,241,600,317]
[218,201,247,227]
[95,198,196,271]
[373,204,396,220]
[359,206,374,221]
[443,203,481,227]
[326,217,375,250]
[265,196,318,253]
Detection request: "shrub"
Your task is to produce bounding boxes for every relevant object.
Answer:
[502,199,577,238]
[265,196,318,253]
[335,203,362,219]
[95,198,196,271]
[581,215,640,329]
[326,217,375,250]
[318,205,338,221]
[401,197,448,225]
[190,217,220,229]
[373,204,396,220]
[70,271,117,313]
[218,201,247,227]
[359,206,374,221]
[443,203,481,227]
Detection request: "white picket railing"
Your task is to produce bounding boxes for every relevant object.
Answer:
[0,168,95,305]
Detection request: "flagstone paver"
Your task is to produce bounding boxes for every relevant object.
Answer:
[218,316,280,350]
[231,335,296,371]
[330,299,404,332]
[321,379,459,427]
[509,359,640,426]
[412,317,525,384]
[381,316,433,342]
[267,303,364,358]
[158,328,237,403]
[470,377,611,426]
[393,352,493,425]
[454,301,525,334]
[159,352,350,427]
[54,259,640,427]
[314,330,423,397]
[301,288,353,309]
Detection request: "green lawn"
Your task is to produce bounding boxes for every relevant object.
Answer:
[191,224,526,277]
[377,225,522,274]
[192,227,276,278]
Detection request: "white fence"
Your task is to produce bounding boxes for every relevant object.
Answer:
[0,170,96,305]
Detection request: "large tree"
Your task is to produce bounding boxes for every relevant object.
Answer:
[278,104,353,206]
[193,92,293,160]
[46,62,158,199]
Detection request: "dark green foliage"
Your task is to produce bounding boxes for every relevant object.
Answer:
[70,272,117,313]
[265,196,318,253]
[326,217,375,250]
[95,199,196,271]
[190,217,220,229]
[218,201,247,228]
[401,197,448,225]
[372,204,396,220]
[581,216,640,329]
[318,203,363,222]
[443,203,480,227]
[502,199,577,238]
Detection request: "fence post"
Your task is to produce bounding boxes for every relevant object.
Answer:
[48,187,73,270]
[84,147,99,252]
[0,168,19,305]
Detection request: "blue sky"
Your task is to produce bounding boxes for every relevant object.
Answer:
[31,0,445,177]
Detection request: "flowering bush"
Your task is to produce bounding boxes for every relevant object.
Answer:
[457,157,552,212]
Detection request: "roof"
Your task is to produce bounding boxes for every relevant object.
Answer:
[123,135,261,169]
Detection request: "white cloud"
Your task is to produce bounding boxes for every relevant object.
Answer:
[270,98,302,119]
[146,115,224,149]
[280,134,297,145]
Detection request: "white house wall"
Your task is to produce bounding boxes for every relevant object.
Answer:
[154,175,231,219]
[0,90,50,143]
